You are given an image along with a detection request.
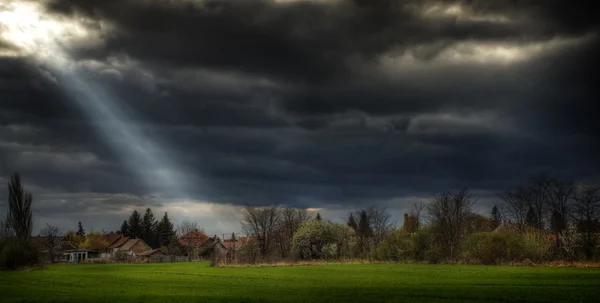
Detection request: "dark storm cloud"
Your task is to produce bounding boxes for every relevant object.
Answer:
[1,0,599,233]
[45,0,598,83]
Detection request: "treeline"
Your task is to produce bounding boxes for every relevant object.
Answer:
[117,209,177,249]
[233,173,600,265]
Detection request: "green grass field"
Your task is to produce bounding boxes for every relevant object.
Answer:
[1,262,599,302]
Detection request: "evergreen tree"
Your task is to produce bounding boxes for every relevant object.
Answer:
[358,210,372,238]
[315,212,322,221]
[490,205,502,229]
[157,212,176,247]
[127,210,143,238]
[142,208,157,247]
[347,213,358,231]
[119,220,130,236]
[76,221,86,238]
[7,172,33,243]
[231,232,237,242]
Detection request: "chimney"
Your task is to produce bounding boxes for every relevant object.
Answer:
[404,213,408,221]
[213,235,217,241]
[194,229,198,232]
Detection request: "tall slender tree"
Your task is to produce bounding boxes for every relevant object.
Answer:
[315,212,322,221]
[7,173,33,243]
[491,205,502,229]
[76,221,86,238]
[347,213,358,231]
[141,208,158,247]
[357,209,372,256]
[128,210,143,239]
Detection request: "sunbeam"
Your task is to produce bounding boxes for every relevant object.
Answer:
[0,1,191,198]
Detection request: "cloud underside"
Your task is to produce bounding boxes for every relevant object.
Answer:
[0,0,599,232]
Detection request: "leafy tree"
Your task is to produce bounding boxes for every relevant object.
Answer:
[491,205,502,229]
[127,210,143,239]
[293,220,354,260]
[119,220,129,236]
[141,208,158,247]
[315,213,322,221]
[347,213,358,231]
[78,233,108,250]
[65,231,84,248]
[157,212,176,247]
[7,173,33,243]
[76,221,85,238]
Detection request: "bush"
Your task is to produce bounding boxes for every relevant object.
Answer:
[461,231,527,265]
[372,230,416,262]
[293,221,355,260]
[0,240,40,270]
[372,240,394,261]
[522,228,553,262]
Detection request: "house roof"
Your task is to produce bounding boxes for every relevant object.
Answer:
[119,239,140,251]
[109,236,130,249]
[101,233,122,247]
[222,236,250,248]
[140,249,162,256]
[30,236,76,251]
[179,231,210,247]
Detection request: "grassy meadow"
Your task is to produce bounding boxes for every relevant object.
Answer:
[1,262,599,303]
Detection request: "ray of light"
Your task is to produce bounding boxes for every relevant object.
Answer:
[0,1,191,198]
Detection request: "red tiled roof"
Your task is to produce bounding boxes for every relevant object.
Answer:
[179,231,210,247]
[222,237,249,249]
[109,236,130,249]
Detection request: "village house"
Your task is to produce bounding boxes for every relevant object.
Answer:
[30,236,77,263]
[179,230,228,259]
[61,234,153,263]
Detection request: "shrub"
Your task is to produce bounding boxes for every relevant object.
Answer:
[372,230,415,262]
[412,228,436,262]
[461,231,527,265]
[522,228,553,262]
[372,240,394,261]
[0,240,40,270]
[293,221,355,260]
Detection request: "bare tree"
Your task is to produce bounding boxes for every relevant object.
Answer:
[276,207,312,258]
[426,187,477,260]
[572,184,600,259]
[498,185,531,229]
[547,179,574,224]
[526,173,553,229]
[176,220,202,237]
[409,202,426,230]
[367,205,394,244]
[40,224,63,263]
[241,205,280,259]
[7,173,33,243]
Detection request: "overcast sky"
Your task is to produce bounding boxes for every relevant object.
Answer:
[0,0,598,236]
